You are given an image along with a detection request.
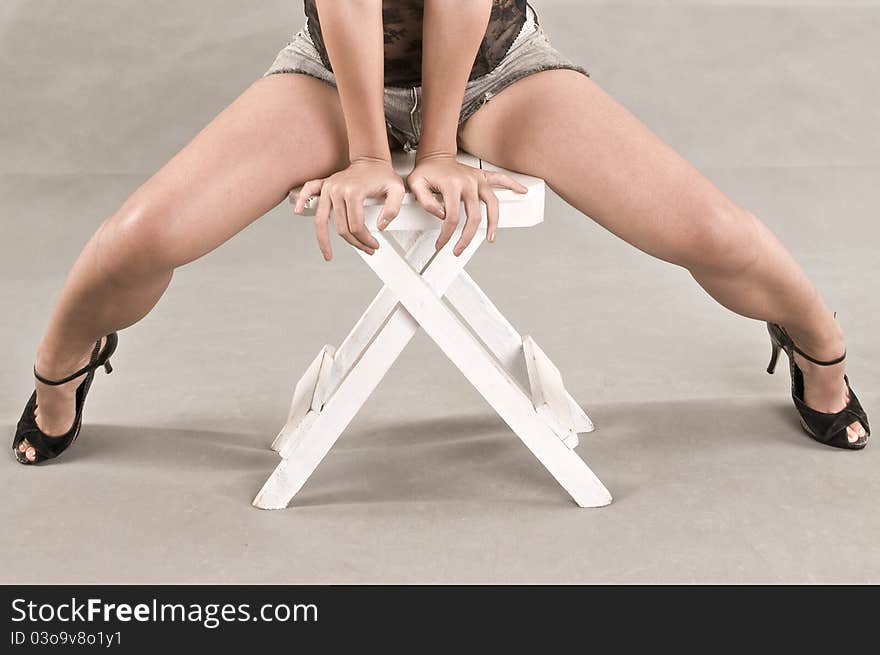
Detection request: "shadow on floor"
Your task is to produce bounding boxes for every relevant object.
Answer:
[3,393,868,511]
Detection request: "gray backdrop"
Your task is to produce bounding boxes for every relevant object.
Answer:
[1,1,878,583]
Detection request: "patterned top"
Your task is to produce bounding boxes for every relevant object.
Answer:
[303,0,528,87]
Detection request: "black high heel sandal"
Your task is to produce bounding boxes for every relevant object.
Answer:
[12,332,118,465]
[766,320,869,450]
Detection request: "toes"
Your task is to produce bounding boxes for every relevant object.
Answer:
[17,439,37,462]
[846,422,866,443]
[14,439,39,463]
[842,385,865,441]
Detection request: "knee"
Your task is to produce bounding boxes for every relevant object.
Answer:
[674,200,761,275]
[97,196,180,280]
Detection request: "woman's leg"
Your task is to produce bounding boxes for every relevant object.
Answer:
[458,69,866,442]
[20,73,350,461]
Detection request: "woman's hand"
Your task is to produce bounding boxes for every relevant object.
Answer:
[294,158,405,261]
[401,153,528,256]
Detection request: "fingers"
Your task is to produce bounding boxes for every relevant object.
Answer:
[454,184,483,256]
[405,167,527,254]
[435,183,462,252]
[294,179,325,214]
[378,184,405,231]
[478,183,500,243]
[408,177,446,219]
[304,162,408,258]
[456,171,523,250]
[316,182,378,257]
[313,191,333,261]
[301,179,336,261]
[345,194,380,250]
[331,192,374,255]
[483,171,528,194]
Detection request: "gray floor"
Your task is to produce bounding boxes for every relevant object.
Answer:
[2,1,878,583]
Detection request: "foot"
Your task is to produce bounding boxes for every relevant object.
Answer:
[17,337,107,462]
[785,319,867,444]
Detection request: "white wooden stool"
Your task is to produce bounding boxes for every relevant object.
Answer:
[253,150,611,509]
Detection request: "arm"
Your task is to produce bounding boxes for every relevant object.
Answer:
[418,0,490,160]
[294,0,404,261]
[403,0,526,254]
[315,0,388,163]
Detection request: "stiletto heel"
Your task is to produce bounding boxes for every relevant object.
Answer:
[11,332,119,465]
[766,342,782,374]
[765,320,869,450]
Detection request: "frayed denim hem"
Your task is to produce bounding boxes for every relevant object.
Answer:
[458,64,591,128]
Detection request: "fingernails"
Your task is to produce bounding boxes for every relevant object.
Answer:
[488,232,496,243]
[378,219,387,230]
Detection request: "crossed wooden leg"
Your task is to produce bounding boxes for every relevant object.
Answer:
[254,228,610,509]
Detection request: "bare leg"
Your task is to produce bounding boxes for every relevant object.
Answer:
[458,70,866,442]
[19,73,350,461]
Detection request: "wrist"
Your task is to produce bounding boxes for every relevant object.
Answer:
[417,106,460,161]
[349,153,393,167]
[348,134,392,166]
[415,148,458,164]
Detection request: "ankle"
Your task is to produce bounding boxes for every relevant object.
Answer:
[35,339,97,380]
[783,312,845,362]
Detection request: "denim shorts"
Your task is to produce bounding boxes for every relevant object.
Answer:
[262,3,590,152]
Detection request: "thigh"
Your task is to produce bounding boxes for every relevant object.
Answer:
[110,73,350,268]
[457,69,746,265]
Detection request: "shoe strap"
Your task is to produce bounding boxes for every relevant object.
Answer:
[779,319,847,367]
[789,341,846,367]
[33,339,103,386]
